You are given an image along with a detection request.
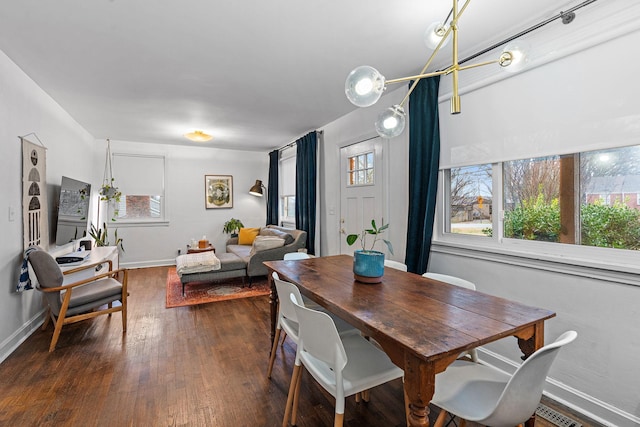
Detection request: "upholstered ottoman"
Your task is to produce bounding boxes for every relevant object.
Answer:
[177,252,247,296]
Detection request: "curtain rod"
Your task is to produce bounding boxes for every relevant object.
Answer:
[277,129,324,152]
[456,0,598,67]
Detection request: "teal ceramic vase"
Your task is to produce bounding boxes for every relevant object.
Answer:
[353,250,385,284]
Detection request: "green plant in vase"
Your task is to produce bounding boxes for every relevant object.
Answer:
[89,222,124,252]
[223,218,245,237]
[100,178,122,221]
[346,219,393,283]
[346,219,394,254]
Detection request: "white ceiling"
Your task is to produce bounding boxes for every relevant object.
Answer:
[0,0,579,151]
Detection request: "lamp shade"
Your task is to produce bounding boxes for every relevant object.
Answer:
[499,40,530,73]
[375,105,406,138]
[345,65,386,107]
[424,22,451,50]
[249,179,264,196]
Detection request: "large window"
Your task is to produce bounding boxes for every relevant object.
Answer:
[444,145,640,252]
[112,154,166,223]
[279,147,296,227]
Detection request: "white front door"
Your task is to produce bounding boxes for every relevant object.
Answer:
[339,138,386,255]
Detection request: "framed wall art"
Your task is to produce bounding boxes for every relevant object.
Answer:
[205,175,233,209]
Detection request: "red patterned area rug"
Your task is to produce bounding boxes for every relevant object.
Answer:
[165,267,270,308]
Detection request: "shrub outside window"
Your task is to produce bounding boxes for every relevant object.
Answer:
[495,145,640,251]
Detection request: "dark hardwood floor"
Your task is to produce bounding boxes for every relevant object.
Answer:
[0,266,598,427]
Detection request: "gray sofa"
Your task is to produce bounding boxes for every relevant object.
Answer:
[226,225,307,279]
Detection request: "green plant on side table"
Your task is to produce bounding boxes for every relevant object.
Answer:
[346,219,393,284]
[223,218,245,237]
[89,222,124,252]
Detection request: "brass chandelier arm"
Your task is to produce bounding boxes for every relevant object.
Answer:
[386,69,452,85]
[385,57,499,86]
[395,0,472,108]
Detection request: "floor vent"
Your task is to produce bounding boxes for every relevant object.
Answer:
[536,403,582,427]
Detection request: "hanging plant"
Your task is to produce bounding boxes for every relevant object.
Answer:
[100,139,121,220]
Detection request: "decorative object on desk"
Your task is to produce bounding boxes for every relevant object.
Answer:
[165,267,269,308]
[20,134,48,250]
[346,219,393,283]
[205,174,233,209]
[100,139,122,221]
[223,218,244,237]
[89,222,124,252]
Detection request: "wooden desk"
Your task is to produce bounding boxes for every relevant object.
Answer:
[264,255,555,427]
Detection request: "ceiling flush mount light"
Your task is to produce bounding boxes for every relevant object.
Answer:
[249,179,266,197]
[184,130,213,142]
[344,0,542,138]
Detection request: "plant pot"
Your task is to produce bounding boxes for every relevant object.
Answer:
[100,187,118,198]
[353,250,385,284]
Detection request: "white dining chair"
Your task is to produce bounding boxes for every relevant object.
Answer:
[384,259,408,271]
[422,272,478,362]
[283,252,310,260]
[267,273,357,379]
[422,272,475,290]
[431,330,577,427]
[283,296,404,427]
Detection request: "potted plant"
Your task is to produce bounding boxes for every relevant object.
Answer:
[89,222,124,252]
[223,218,245,237]
[346,219,393,283]
[100,139,121,221]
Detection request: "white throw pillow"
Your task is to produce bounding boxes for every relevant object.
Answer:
[250,236,285,255]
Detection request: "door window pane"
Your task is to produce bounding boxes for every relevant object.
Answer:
[347,152,374,186]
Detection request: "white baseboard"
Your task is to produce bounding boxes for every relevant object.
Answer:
[0,309,46,364]
[478,348,640,427]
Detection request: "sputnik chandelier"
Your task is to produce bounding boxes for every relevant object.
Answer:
[344,0,529,138]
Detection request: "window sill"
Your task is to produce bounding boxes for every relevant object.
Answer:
[109,220,169,228]
[431,238,640,287]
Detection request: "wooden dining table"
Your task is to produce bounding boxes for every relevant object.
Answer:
[264,255,556,427]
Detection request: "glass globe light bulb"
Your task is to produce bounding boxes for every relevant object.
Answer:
[345,65,386,107]
[424,22,451,50]
[499,40,531,73]
[375,105,406,138]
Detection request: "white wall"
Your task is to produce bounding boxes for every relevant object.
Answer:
[105,140,268,268]
[319,86,409,262]
[0,50,96,362]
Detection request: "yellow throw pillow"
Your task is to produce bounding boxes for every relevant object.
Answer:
[238,227,260,245]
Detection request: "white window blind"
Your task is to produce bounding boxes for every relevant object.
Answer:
[437,9,640,169]
[112,154,165,195]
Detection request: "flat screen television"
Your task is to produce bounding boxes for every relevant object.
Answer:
[55,176,91,246]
